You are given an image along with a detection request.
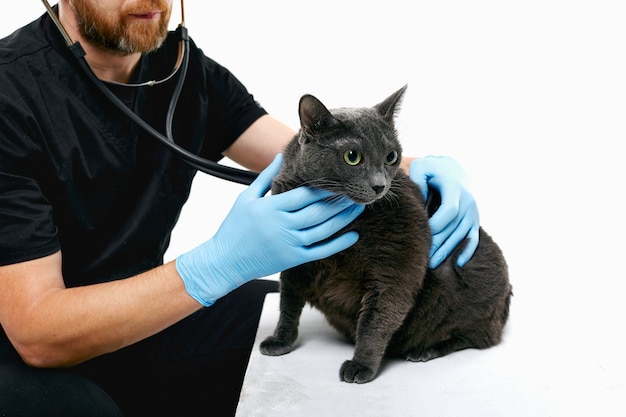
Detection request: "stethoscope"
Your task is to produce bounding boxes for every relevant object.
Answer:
[41,0,258,185]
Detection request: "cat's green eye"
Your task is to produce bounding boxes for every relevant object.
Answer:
[344,150,363,166]
[385,151,399,166]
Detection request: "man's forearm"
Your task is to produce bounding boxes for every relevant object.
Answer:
[3,256,201,368]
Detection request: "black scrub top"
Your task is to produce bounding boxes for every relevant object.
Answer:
[0,12,267,288]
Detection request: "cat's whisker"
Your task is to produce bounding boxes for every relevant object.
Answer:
[383,183,402,207]
[325,194,350,206]
[382,189,401,208]
[301,178,351,202]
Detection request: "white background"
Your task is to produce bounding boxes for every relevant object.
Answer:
[2,2,625,415]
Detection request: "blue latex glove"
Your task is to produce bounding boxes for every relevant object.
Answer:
[177,154,365,306]
[409,155,480,268]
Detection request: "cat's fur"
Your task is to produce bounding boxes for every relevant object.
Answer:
[260,85,512,384]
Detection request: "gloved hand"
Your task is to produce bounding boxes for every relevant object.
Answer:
[177,154,365,306]
[410,155,480,268]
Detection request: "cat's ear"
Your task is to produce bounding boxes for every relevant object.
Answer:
[375,84,408,124]
[298,94,341,144]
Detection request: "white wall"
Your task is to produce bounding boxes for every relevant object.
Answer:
[3,2,625,414]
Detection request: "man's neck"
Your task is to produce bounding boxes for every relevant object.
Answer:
[58,1,141,84]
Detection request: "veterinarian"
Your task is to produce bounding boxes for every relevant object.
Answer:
[0,1,480,416]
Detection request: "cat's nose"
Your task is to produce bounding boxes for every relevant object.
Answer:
[371,185,385,195]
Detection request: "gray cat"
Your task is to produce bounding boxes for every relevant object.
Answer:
[260,85,512,384]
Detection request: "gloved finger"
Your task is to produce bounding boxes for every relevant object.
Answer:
[299,230,360,262]
[427,191,461,236]
[296,203,365,247]
[429,212,472,268]
[270,186,336,212]
[408,159,430,200]
[246,153,284,198]
[456,224,480,267]
[428,210,461,260]
[284,195,360,230]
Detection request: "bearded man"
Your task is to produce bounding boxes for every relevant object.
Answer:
[0,1,480,416]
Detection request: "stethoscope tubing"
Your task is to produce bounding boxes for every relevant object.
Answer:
[41,0,259,185]
[73,32,258,185]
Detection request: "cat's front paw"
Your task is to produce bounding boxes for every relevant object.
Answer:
[406,349,438,362]
[260,336,295,356]
[339,360,377,384]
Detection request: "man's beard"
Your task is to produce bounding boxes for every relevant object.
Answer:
[70,0,171,55]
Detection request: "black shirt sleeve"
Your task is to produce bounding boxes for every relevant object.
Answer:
[199,53,268,161]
